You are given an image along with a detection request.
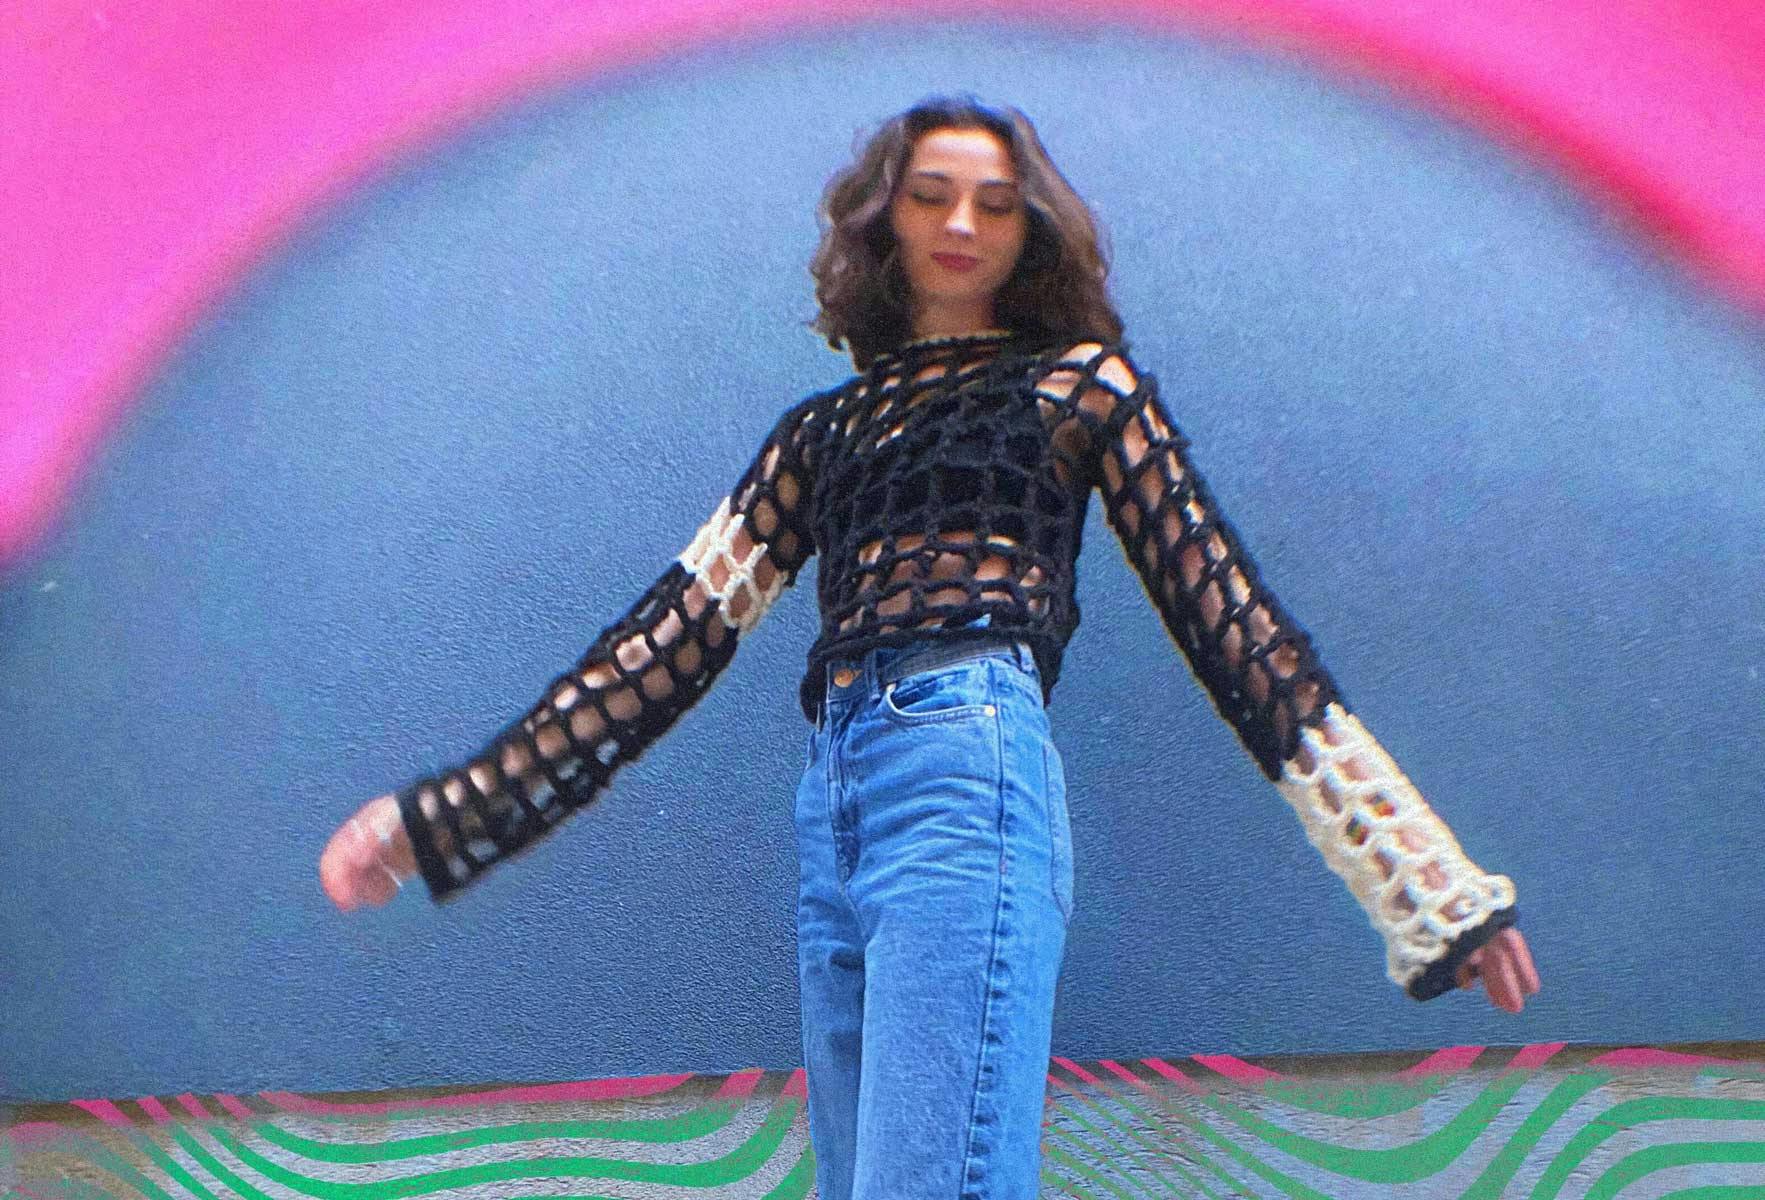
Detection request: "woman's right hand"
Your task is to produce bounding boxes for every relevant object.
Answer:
[319,793,418,910]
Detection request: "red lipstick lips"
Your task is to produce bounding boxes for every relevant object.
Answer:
[931,252,980,272]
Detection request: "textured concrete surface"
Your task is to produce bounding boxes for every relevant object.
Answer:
[7,1043,1765,1198]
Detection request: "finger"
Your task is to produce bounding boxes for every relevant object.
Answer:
[1501,929,1541,995]
[1457,955,1481,990]
[322,817,396,909]
[1488,947,1525,1013]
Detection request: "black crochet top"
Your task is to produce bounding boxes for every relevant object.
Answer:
[391,330,1516,1000]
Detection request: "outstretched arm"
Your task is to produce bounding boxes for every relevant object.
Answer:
[325,393,821,906]
[1064,342,1530,1003]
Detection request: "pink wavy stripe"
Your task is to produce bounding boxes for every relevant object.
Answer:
[3,0,1763,569]
[176,1093,216,1120]
[1508,1042,1568,1071]
[258,1070,697,1114]
[720,1068,771,1102]
[1099,1059,1149,1086]
[1402,1045,1485,1076]
[135,1096,175,1124]
[1098,1059,1179,1099]
[64,1100,132,1129]
[214,1094,258,1121]
[1193,1053,1286,1083]
[781,1068,809,1100]
[1050,1056,1114,1090]
[1138,1057,1209,1095]
[1589,1048,1765,1071]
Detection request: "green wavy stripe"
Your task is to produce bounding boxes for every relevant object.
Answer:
[1457,1071,1612,1199]
[1040,1165,1091,1199]
[1044,1142,1164,1200]
[1045,1087,1220,1197]
[1532,1095,1765,1199]
[1587,1140,1765,1200]
[17,1091,755,1197]
[165,1092,800,1198]
[1260,1075,1450,1120]
[9,1126,182,1200]
[100,1128,211,1200]
[248,1092,748,1161]
[1200,1068,1534,1183]
[1140,1096,1334,1200]
[754,1140,816,1200]
[1044,1099,1194,1198]
[1068,1087,1253,1198]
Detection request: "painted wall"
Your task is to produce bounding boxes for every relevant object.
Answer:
[3,16,1763,1101]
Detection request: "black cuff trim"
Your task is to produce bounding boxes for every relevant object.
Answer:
[1405,905,1520,1001]
[395,784,463,904]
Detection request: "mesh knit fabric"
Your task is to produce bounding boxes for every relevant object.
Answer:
[392,331,1517,999]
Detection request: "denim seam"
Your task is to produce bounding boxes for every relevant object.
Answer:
[958,662,1008,1199]
[1045,739,1074,923]
[825,707,860,913]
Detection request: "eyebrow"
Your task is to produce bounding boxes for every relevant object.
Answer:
[908,170,1020,189]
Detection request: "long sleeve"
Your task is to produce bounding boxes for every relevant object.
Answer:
[394,394,821,903]
[1077,343,1517,1000]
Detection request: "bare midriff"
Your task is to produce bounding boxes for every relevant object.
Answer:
[835,530,1048,634]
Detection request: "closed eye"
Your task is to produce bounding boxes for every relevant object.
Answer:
[910,193,1018,216]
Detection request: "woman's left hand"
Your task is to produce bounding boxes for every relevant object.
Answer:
[1456,927,1540,1013]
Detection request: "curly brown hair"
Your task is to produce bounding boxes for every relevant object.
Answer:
[807,94,1125,369]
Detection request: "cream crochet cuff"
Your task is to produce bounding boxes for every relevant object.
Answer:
[1273,703,1516,992]
[678,495,787,635]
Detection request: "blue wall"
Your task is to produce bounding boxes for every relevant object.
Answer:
[4,19,1762,1100]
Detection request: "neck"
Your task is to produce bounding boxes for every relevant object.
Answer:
[910,299,1001,342]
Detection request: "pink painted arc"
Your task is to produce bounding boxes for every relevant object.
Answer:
[2,0,1762,567]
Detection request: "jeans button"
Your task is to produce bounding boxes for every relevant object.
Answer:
[833,667,857,687]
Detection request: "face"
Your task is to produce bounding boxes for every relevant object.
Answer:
[887,126,1029,323]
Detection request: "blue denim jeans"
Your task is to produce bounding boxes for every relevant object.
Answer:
[795,619,1074,1199]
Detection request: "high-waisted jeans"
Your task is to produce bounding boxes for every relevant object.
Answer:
[795,620,1075,1199]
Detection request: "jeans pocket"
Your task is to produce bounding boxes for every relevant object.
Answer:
[879,661,994,725]
[1044,737,1074,921]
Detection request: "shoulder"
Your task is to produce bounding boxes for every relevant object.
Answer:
[1027,338,1147,420]
[1050,340,1141,396]
[776,375,860,441]
[789,376,856,418]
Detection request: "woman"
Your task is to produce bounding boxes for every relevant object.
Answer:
[319,95,1540,1198]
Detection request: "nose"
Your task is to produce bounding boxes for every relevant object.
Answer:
[944,195,978,237]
